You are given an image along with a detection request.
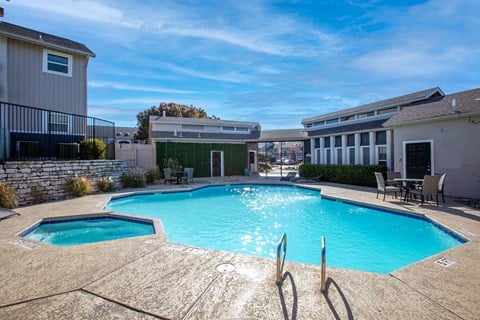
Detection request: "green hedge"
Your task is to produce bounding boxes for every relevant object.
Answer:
[299,164,387,187]
[156,142,247,177]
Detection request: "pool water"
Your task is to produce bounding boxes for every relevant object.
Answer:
[22,216,155,247]
[106,185,464,273]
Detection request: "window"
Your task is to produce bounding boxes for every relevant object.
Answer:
[360,132,370,146]
[377,107,397,115]
[182,124,204,130]
[334,135,342,147]
[377,146,387,166]
[43,49,72,76]
[326,118,338,124]
[376,131,387,145]
[336,148,343,164]
[362,147,370,164]
[340,115,355,121]
[314,138,320,148]
[348,148,355,164]
[325,149,331,164]
[347,134,355,147]
[324,137,330,148]
[48,112,69,133]
[221,126,249,133]
[357,111,374,118]
[313,121,324,127]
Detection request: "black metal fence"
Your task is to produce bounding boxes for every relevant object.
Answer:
[1,102,115,161]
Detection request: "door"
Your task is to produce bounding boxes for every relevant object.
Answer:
[211,151,223,177]
[405,142,431,178]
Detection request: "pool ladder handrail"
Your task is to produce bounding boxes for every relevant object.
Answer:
[321,235,327,293]
[276,232,287,285]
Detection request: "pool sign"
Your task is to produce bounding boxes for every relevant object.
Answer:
[435,257,456,267]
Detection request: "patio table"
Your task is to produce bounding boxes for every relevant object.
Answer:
[394,178,424,201]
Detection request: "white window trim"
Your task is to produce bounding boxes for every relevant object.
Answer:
[376,145,388,166]
[324,148,331,164]
[42,49,72,77]
[361,146,370,165]
[221,126,250,134]
[347,147,356,165]
[335,147,343,164]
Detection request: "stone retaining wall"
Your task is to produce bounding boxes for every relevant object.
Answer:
[0,160,127,206]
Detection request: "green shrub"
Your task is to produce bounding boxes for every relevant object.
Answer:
[79,138,106,160]
[96,177,114,192]
[144,167,161,184]
[121,170,146,188]
[162,157,181,170]
[299,164,387,187]
[0,182,18,209]
[64,176,93,197]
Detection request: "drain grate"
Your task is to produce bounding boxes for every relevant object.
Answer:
[216,263,235,273]
[435,257,456,267]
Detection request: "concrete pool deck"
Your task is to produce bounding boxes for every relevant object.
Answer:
[0,176,479,319]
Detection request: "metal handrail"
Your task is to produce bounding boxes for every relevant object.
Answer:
[321,236,327,293]
[276,232,287,285]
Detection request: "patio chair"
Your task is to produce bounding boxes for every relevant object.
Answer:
[437,173,447,203]
[280,172,297,181]
[184,168,194,184]
[0,208,20,221]
[386,171,404,193]
[374,172,401,201]
[410,175,441,206]
[386,171,402,185]
[163,168,176,185]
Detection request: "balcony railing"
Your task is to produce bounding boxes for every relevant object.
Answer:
[0,102,115,161]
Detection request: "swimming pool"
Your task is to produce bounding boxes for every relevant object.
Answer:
[21,215,155,247]
[106,184,465,273]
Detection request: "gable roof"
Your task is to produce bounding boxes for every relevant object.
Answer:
[0,21,95,57]
[256,129,307,142]
[302,87,444,125]
[383,88,480,127]
[150,115,260,129]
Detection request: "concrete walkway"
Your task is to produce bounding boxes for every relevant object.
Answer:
[0,176,479,319]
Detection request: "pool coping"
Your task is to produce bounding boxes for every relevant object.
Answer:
[17,212,167,246]
[1,176,479,319]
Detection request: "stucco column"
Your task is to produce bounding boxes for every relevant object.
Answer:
[342,134,347,165]
[310,138,316,163]
[386,129,392,170]
[355,133,361,164]
[319,137,325,164]
[369,132,375,165]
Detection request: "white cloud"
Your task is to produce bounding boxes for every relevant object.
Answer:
[88,81,197,94]
[12,0,142,28]
[157,62,254,84]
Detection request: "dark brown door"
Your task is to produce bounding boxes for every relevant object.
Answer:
[212,151,222,177]
[406,142,431,178]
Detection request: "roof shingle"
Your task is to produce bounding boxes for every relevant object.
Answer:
[383,88,480,127]
[0,21,95,57]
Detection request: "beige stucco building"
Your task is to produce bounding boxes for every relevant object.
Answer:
[384,88,480,199]
[302,87,480,199]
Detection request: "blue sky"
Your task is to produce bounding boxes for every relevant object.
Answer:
[3,0,479,129]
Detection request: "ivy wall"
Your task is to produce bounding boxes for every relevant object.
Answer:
[156,142,248,177]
